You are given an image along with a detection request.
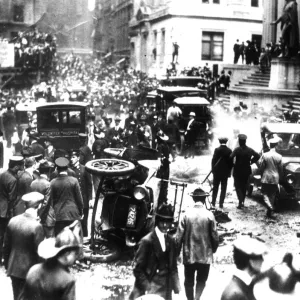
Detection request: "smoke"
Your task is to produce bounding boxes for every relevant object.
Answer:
[210,104,262,153]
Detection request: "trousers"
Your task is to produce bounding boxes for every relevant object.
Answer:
[0,217,9,263]
[261,183,278,211]
[11,276,26,300]
[234,175,249,205]
[212,175,228,206]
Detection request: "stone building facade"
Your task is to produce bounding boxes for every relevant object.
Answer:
[0,0,93,51]
[129,0,263,75]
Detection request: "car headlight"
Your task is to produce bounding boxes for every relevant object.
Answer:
[133,185,148,201]
[287,174,295,185]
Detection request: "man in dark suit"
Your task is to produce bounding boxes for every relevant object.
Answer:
[211,137,233,208]
[79,133,94,165]
[110,115,124,147]
[0,156,24,265]
[230,134,260,209]
[176,188,219,300]
[2,104,16,148]
[129,204,180,300]
[50,157,83,236]
[70,150,93,237]
[3,192,45,300]
[221,236,267,300]
[28,133,45,156]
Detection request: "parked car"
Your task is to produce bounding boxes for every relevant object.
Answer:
[248,122,300,206]
[36,102,88,150]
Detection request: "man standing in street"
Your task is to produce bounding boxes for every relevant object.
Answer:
[184,112,199,159]
[50,157,83,236]
[259,137,283,218]
[221,236,267,300]
[230,134,260,209]
[233,39,241,64]
[176,188,219,300]
[0,156,24,265]
[70,150,93,237]
[3,192,45,300]
[211,137,233,209]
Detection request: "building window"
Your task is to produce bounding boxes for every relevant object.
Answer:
[213,0,220,3]
[13,5,24,22]
[202,32,224,61]
[160,29,165,63]
[251,0,259,7]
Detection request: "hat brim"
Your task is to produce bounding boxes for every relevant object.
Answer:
[155,213,173,220]
[253,277,300,300]
[38,238,79,260]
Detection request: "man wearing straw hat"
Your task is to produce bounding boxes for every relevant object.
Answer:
[176,188,219,300]
[3,192,45,300]
[130,203,180,300]
[20,221,82,300]
[221,236,267,300]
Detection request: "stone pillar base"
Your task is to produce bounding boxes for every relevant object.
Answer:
[269,58,300,90]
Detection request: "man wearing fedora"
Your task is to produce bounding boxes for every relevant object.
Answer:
[130,203,180,300]
[230,134,260,209]
[3,192,45,300]
[110,115,124,148]
[221,236,267,300]
[259,136,283,218]
[28,132,45,156]
[176,188,219,300]
[50,157,83,236]
[21,221,82,300]
[0,156,24,265]
[211,136,233,208]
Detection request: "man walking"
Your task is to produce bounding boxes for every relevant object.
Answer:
[184,112,199,159]
[50,157,83,236]
[176,188,219,300]
[3,192,45,300]
[230,134,260,209]
[221,236,267,300]
[233,39,240,64]
[0,156,24,264]
[259,137,283,218]
[211,137,233,208]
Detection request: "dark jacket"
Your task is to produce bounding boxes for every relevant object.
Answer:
[20,260,76,300]
[50,168,75,181]
[230,145,260,178]
[0,169,18,219]
[3,212,44,279]
[164,123,180,144]
[70,164,93,208]
[221,275,255,300]
[212,145,233,178]
[130,230,180,300]
[30,141,45,156]
[185,119,201,144]
[79,145,93,165]
[50,174,83,221]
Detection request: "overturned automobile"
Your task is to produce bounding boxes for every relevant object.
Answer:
[248,122,300,206]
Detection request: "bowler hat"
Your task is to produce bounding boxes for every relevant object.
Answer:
[218,136,228,143]
[190,188,209,201]
[189,112,196,117]
[155,203,174,221]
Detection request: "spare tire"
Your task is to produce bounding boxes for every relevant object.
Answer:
[85,159,135,176]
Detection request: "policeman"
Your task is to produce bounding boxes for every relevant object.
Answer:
[230,134,260,209]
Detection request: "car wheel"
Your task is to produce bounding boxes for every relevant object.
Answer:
[85,159,135,176]
[83,240,121,263]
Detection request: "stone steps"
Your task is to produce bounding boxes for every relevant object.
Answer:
[239,79,269,86]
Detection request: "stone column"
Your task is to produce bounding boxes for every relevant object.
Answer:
[262,0,277,46]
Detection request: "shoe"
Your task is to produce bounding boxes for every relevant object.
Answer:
[237,205,243,209]
[184,156,189,159]
[266,209,275,219]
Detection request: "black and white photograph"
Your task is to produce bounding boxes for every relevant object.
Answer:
[1,0,300,299]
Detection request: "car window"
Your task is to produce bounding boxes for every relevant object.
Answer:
[62,110,81,128]
[39,110,60,129]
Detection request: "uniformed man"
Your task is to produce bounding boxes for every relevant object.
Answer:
[110,115,124,148]
[230,134,260,209]
[211,137,233,208]
[69,150,93,237]
[221,236,267,300]
[3,192,45,300]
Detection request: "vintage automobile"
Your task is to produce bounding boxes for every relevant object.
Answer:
[16,101,37,137]
[248,122,300,206]
[36,102,88,150]
[146,86,202,111]
[173,97,212,153]
[83,145,186,262]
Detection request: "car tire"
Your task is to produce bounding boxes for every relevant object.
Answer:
[83,240,121,263]
[85,159,135,176]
